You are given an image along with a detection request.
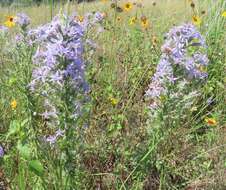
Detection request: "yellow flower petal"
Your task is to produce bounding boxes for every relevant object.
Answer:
[192,15,201,26]
[141,19,149,29]
[109,97,118,106]
[222,11,226,17]
[205,118,217,126]
[129,17,137,25]
[10,100,17,110]
[124,2,133,12]
[4,16,16,28]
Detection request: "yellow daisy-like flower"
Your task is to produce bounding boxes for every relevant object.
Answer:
[75,15,84,23]
[10,99,17,110]
[222,11,226,17]
[116,16,122,22]
[205,118,217,126]
[129,16,137,25]
[192,15,201,26]
[109,97,119,106]
[101,0,107,2]
[152,36,158,47]
[4,16,16,28]
[124,2,133,12]
[141,18,149,29]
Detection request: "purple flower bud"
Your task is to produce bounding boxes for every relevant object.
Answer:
[46,129,64,145]
[16,13,31,29]
[93,12,104,23]
[0,25,8,33]
[0,145,4,157]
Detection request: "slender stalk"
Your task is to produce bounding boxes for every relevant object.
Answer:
[50,0,54,20]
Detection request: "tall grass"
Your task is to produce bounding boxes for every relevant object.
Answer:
[0,0,225,189]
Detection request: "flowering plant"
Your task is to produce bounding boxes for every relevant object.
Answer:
[146,23,209,111]
[29,12,103,143]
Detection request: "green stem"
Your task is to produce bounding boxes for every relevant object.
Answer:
[50,0,54,20]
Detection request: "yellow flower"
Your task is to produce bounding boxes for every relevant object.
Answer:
[4,16,16,28]
[205,118,217,126]
[10,99,17,110]
[116,16,122,22]
[192,15,201,25]
[109,97,118,106]
[124,2,133,12]
[129,16,137,25]
[152,36,158,46]
[222,11,226,17]
[141,18,149,29]
[101,0,107,2]
[197,65,207,72]
[75,15,84,23]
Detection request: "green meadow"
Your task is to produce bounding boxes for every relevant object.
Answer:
[0,0,225,189]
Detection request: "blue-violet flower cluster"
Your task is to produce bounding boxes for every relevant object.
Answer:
[15,13,31,30]
[146,23,209,110]
[29,12,103,144]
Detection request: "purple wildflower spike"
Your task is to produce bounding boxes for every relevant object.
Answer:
[29,12,103,144]
[146,23,209,110]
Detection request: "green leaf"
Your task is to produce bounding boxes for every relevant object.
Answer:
[28,160,44,177]
[17,143,31,160]
[21,119,29,127]
[6,120,20,139]
[17,162,26,190]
